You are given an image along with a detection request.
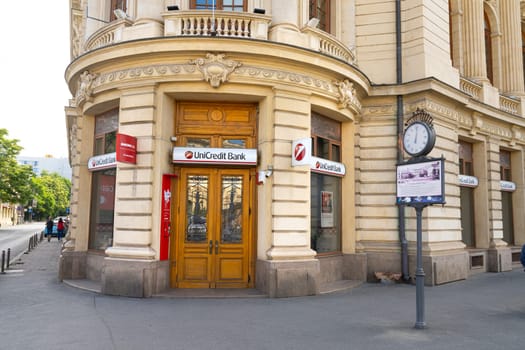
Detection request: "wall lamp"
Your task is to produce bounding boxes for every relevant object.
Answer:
[253,8,266,14]
[167,5,179,11]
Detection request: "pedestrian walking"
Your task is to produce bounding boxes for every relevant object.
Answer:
[46,217,54,242]
[57,218,65,241]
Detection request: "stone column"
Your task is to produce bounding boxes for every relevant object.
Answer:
[60,104,91,280]
[499,0,525,95]
[486,137,511,272]
[462,0,488,82]
[256,87,319,297]
[102,85,160,297]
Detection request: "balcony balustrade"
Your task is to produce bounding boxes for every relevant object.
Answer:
[163,10,270,40]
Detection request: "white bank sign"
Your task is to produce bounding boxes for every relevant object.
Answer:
[172,147,257,165]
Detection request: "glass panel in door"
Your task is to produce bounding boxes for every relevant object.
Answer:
[221,175,243,244]
[186,175,208,243]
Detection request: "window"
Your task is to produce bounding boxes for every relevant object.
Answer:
[459,141,473,176]
[94,109,118,155]
[310,113,341,254]
[89,109,118,251]
[500,150,514,245]
[110,0,127,21]
[484,12,493,83]
[309,0,330,33]
[191,0,246,12]
[500,150,511,181]
[459,141,475,247]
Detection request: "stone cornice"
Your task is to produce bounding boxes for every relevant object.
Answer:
[79,54,362,113]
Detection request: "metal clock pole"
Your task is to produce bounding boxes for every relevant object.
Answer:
[414,203,426,329]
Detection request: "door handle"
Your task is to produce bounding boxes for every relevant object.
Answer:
[209,240,213,254]
[215,240,219,254]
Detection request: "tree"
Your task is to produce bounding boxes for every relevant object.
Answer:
[0,129,34,205]
[31,171,71,220]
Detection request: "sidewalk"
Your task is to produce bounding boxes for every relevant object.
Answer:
[1,239,524,350]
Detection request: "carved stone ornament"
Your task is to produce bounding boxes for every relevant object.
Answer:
[189,53,242,88]
[334,79,361,112]
[470,112,483,136]
[510,125,521,146]
[75,70,97,106]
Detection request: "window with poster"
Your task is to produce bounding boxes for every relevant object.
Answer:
[89,109,118,251]
[310,113,341,254]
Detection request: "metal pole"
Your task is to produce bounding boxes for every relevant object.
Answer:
[415,204,426,329]
[1,250,5,274]
[6,248,10,269]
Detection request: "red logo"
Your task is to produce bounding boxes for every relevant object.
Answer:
[184,151,193,159]
[294,143,306,161]
[316,161,320,169]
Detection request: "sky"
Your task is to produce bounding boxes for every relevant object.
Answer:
[0,2,71,158]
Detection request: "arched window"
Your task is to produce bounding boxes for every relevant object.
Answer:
[484,12,493,83]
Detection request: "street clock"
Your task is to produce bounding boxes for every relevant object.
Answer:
[403,109,436,158]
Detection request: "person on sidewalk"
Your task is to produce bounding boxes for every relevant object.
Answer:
[57,218,65,241]
[520,244,525,271]
[46,217,54,242]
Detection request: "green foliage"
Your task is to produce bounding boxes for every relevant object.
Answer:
[0,128,71,220]
[0,129,34,204]
[31,171,71,220]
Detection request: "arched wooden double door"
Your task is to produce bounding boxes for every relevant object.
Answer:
[172,167,254,288]
[170,102,257,289]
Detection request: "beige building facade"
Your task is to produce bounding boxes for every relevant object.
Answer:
[62,0,525,297]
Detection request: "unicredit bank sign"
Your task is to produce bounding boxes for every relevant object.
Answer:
[88,152,117,171]
[173,147,257,166]
[311,156,346,177]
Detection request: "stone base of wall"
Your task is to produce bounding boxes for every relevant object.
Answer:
[410,251,469,285]
[342,253,368,281]
[256,259,320,298]
[488,246,512,272]
[59,251,87,281]
[317,254,368,284]
[364,251,403,282]
[101,258,169,298]
[365,249,469,286]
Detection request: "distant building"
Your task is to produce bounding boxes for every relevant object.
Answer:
[17,156,72,179]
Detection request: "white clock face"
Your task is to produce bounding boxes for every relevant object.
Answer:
[403,122,431,156]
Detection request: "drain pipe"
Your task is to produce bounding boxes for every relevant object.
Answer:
[396,0,410,282]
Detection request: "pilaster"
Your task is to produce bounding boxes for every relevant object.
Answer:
[264,87,316,261]
[105,84,158,261]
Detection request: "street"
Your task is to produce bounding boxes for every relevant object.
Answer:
[0,237,524,350]
[0,222,44,265]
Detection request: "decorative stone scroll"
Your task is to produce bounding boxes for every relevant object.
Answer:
[189,53,242,88]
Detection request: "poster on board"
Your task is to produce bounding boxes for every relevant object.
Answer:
[396,158,445,205]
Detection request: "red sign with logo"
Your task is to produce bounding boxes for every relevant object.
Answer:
[160,174,177,261]
[116,133,137,164]
[294,143,306,161]
[291,138,311,166]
